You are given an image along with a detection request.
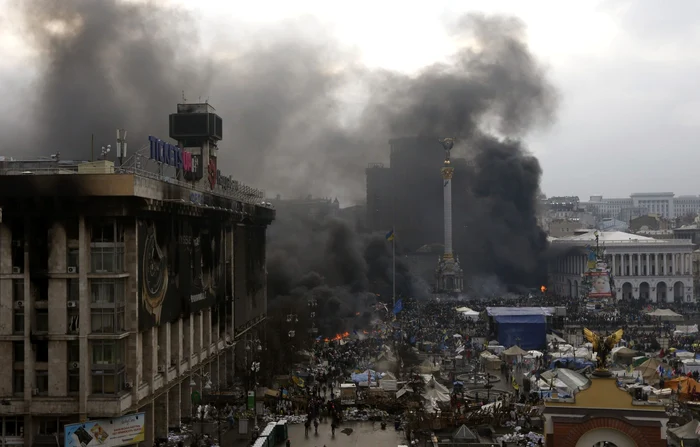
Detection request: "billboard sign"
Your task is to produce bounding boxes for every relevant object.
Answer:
[588,271,613,298]
[148,136,195,172]
[138,218,223,330]
[64,413,145,447]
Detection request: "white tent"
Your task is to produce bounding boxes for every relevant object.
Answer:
[675,324,699,335]
[456,306,480,321]
[420,374,450,393]
[647,308,683,321]
[540,369,591,394]
[380,371,398,391]
[420,375,450,413]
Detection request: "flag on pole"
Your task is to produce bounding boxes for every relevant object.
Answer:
[385,229,395,241]
[393,299,403,314]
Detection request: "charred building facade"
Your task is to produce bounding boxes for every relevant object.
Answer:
[0,104,273,446]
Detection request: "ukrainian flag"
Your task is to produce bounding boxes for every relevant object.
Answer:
[385,229,395,241]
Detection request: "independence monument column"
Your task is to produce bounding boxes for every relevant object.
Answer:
[435,138,464,294]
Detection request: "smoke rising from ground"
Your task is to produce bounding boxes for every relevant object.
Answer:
[266,206,429,337]
[1,1,558,304]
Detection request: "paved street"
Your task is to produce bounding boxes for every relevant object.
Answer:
[287,421,404,447]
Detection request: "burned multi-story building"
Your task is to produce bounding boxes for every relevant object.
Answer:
[0,104,273,446]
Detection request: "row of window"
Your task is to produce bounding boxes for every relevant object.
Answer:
[13,245,125,275]
[12,340,126,395]
[11,277,124,302]
[11,279,126,334]
[13,310,125,334]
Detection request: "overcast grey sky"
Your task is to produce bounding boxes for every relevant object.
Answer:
[1,0,698,201]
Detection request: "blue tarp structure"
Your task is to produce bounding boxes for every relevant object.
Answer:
[351,369,383,384]
[494,314,545,350]
[549,357,595,370]
[486,307,553,317]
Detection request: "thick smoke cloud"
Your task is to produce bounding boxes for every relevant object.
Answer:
[266,205,428,338]
[1,1,558,304]
[455,135,549,289]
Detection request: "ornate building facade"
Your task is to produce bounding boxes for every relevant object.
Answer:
[549,231,694,302]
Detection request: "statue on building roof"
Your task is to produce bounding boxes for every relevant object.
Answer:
[583,327,624,375]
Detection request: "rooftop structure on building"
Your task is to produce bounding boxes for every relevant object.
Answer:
[543,196,580,212]
[0,103,274,446]
[543,377,667,446]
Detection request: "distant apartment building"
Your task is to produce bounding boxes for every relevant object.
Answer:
[582,192,700,220]
[365,163,392,232]
[544,196,580,212]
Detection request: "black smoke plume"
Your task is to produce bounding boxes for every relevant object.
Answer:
[266,204,428,332]
[1,2,557,306]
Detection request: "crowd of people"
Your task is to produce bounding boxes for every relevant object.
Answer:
[240,291,700,446]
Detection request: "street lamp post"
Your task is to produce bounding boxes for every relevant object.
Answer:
[246,339,263,427]
[308,299,318,342]
[100,145,111,160]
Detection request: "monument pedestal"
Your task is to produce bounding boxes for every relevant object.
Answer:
[435,255,464,294]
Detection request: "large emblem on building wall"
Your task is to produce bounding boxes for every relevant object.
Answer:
[141,222,168,324]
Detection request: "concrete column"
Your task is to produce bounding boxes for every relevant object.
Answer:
[664,253,668,276]
[0,223,12,336]
[140,402,155,447]
[185,317,193,366]
[203,308,212,354]
[171,319,183,373]
[682,253,687,274]
[211,356,219,387]
[0,222,10,274]
[158,323,170,384]
[647,254,650,277]
[48,221,67,274]
[168,383,182,427]
[23,218,33,402]
[226,344,235,387]
[612,254,617,276]
[154,393,169,439]
[219,352,227,390]
[621,253,625,276]
[143,327,156,387]
[195,313,202,362]
[48,221,68,335]
[24,416,34,447]
[48,340,67,396]
[655,254,659,276]
[78,215,90,417]
[124,219,141,389]
[181,380,193,420]
[0,343,12,395]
